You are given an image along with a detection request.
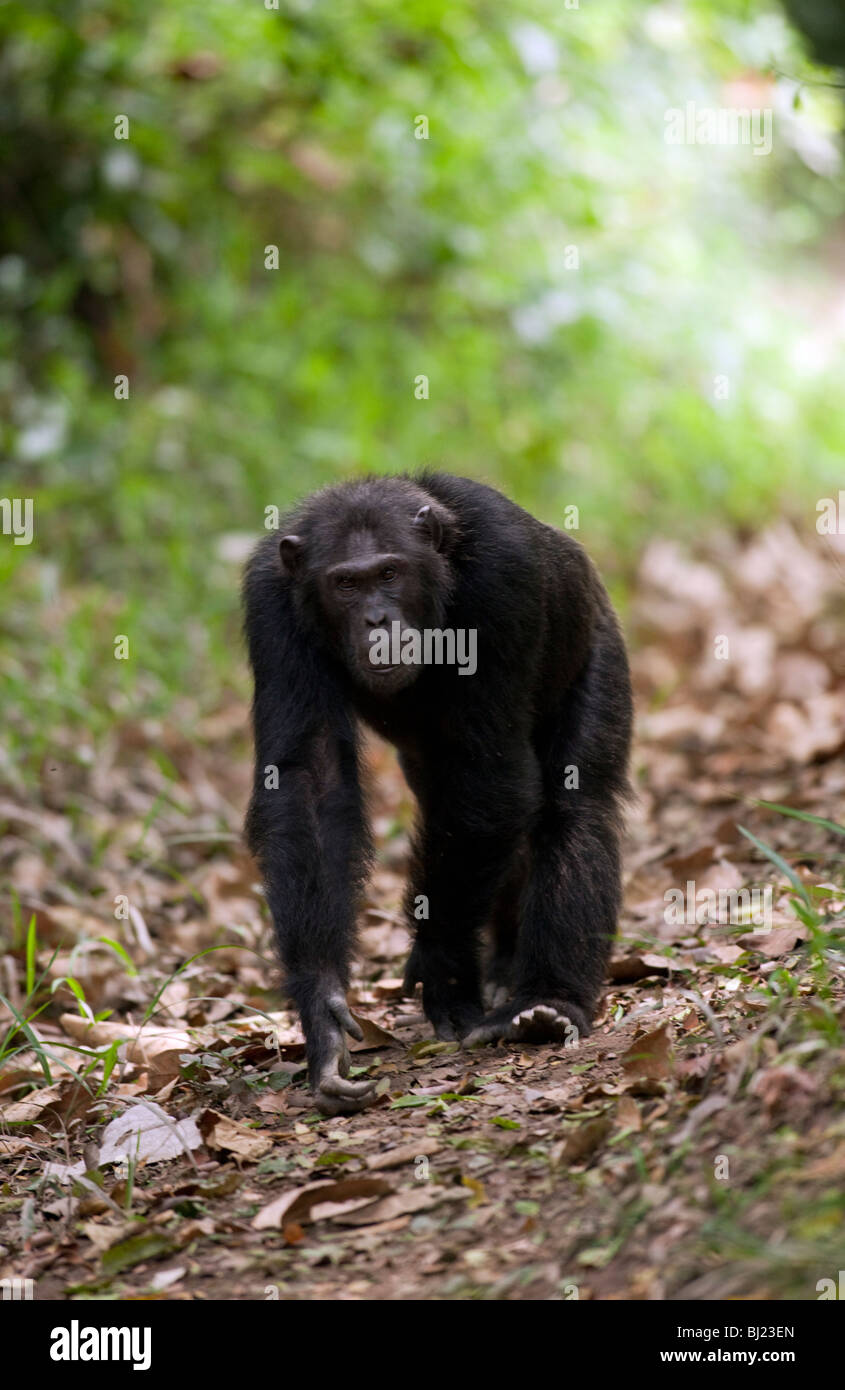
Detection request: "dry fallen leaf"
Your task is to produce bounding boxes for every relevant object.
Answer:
[348,1012,400,1052]
[736,926,807,957]
[663,843,718,876]
[251,1177,393,1230]
[255,1091,288,1115]
[0,1137,30,1155]
[615,1095,642,1131]
[372,978,405,1000]
[98,1101,202,1165]
[1,1078,91,1128]
[622,1024,673,1082]
[79,1219,136,1253]
[198,1109,273,1160]
[332,1187,469,1227]
[609,954,671,983]
[366,1138,440,1170]
[554,1115,612,1165]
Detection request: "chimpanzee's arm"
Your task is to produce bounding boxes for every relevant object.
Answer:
[243,542,374,1114]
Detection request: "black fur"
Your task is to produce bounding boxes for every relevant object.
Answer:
[244,473,633,1112]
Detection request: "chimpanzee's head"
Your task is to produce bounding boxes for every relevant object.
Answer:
[279,479,457,694]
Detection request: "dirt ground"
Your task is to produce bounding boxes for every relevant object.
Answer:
[1,523,844,1300]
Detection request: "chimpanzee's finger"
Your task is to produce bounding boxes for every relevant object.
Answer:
[327,994,364,1042]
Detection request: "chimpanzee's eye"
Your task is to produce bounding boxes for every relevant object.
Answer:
[381,567,397,582]
[336,576,356,591]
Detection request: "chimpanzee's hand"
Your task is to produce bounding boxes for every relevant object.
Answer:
[306,992,376,1116]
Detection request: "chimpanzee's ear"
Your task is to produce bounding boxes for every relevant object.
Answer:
[413,503,451,553]
[279,535,303,575]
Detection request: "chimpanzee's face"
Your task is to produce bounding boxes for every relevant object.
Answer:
[280,503,452,696]
[320,529,427,693]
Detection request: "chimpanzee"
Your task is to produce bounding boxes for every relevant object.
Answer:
[244,473,632,1114]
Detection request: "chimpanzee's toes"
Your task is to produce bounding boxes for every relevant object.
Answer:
[463,999,588,1048]
[482,981,510,1010]
[507,1003,579,1043]
[431,1004,483,1041]
[422,988,483,1042]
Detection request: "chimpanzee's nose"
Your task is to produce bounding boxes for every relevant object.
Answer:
[365,608,387,628]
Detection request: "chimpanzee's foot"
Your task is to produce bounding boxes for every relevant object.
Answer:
[429,995,485,1042]
[404,942,483,1041]
[463,998,590,1048]
[309,993,377,1116]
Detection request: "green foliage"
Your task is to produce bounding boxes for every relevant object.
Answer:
[1,1,844,761]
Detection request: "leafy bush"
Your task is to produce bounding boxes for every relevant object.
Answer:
[1,0,843,760]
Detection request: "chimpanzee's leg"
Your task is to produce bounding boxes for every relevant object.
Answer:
[403,753,542,1040]
[466,621,632,1047]
[482,849,528,1008]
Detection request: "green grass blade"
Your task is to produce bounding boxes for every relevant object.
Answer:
[97,936,138,976]
[738,824,811,905]
[752,800,845,837]
[25,914,37,998]
[0,993,53,1083]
